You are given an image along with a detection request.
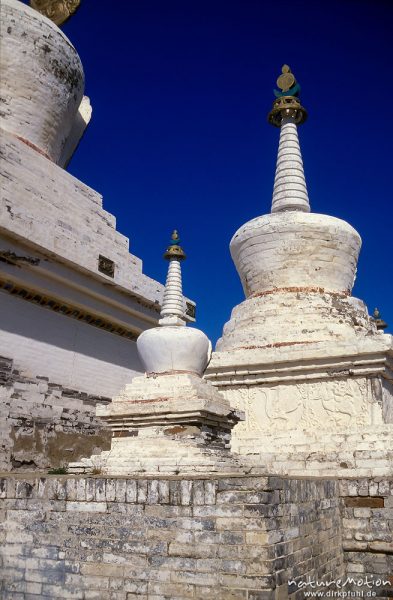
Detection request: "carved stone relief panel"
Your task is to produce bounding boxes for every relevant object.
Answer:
[222,377,373,434]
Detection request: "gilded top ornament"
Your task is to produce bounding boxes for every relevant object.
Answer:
[29,0,81,26]
[274,65,300,98]
[268,63,307,127]
[163,230,186,261]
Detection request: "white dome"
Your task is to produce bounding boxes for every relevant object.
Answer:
[0,0,84,163]
[137,326,211,376]
[230,211,361,297]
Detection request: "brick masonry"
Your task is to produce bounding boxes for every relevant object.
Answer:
[339,478,393,597]
[0,356,111,472]
[0,475,344,599]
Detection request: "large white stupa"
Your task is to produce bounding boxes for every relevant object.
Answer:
[205,65,393,477]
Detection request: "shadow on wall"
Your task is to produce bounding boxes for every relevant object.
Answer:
[0,292,143,397]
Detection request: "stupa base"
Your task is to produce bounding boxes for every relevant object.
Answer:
[68,372,247,476]
[68,434,249,476]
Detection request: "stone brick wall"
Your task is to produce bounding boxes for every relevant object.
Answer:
[0,356,111,472]
[339,477,393,597]
[0,475,343,599]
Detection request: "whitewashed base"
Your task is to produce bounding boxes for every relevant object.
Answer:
[69,372,245,476]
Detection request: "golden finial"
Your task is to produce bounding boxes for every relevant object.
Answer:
[276,65,296,93]
[29,0,81,26]
[268,64,307,127]
[163,230,186,261]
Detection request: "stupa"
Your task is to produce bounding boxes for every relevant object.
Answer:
[0,0,196,471]
[70,232,244,475]
[205,65,393,477]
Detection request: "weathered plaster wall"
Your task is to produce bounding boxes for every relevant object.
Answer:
[0,0,84,163]
[0,292,143,398]
[0,356,111,472]
[0,475,343,599]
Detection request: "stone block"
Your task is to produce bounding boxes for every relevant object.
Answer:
[171,569,219,586]
[15,481,34,499]
[66,502,107,513]
[137,481,148,504]
[192,481,205,506]
[41,584,84,599]
[94,479,106,502]
[75,479,86,501]
[122,581,148,594]
[105,479,116,502]
[158,480,170,504]
[378,480,391,495]
[147,480,160,504]
[344,496,384,508]
[353,508,372,518]
[180,480,193,506]
[126,480,137,503]
[80,563,124,577]
[219,573,272,589]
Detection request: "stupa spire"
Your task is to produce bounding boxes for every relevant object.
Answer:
[159,230,187,326]
[268,65,310,214]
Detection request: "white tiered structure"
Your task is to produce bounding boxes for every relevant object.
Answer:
[71,232,244,475]
[271,118,310,213]
[205,67,393,477]
[0,0,193,470]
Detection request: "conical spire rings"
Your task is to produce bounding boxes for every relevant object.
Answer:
[271,118,310,213]
[268,65,310,213]
[159,230,186,326]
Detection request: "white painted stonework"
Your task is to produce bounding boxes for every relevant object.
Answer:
[70,372,244,476]
[58,96,92,168]
[160,259,186,321]
[0,0,84,164]
[271,118,310,213]
[0,292,142,398]
[216,291,374,351]
[138,253,211,375]
[70,249,243,475]
[0,130,165,306]
[0,128,167,397]
[206,112,393,476]
[138,325,211,376]
[0,0,191,470]
[230,211,361,298]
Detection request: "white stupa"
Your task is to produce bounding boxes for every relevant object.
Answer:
[206,65,393,477]
[70,232,244,475]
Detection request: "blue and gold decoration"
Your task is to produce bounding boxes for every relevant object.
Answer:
[163,230,186,261]
[268,64,307,127]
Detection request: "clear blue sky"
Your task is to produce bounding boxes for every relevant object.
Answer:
[59,0,391,344]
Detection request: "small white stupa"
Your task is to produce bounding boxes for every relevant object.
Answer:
[70,232,244,475]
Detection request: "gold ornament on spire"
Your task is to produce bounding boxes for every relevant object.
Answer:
[163,230,186,261]
[29,0,81,26]
[276,65,296,93]
[268,64,307,127]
